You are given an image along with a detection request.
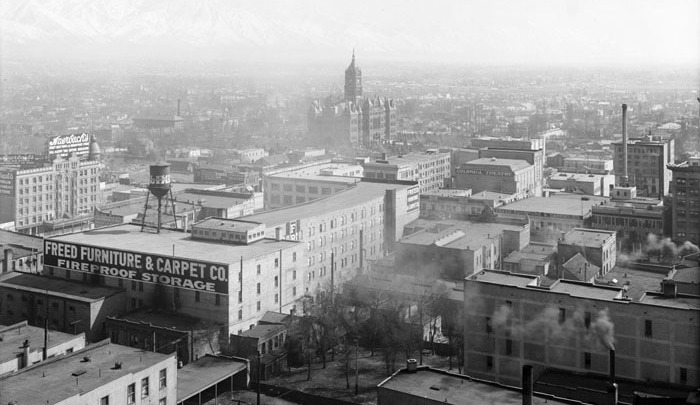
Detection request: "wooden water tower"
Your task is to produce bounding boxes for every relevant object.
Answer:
[141,162,177,233]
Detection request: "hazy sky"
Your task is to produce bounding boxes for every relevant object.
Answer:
[2,0,699,67]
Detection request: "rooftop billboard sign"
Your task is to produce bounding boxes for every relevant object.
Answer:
[44,240,229,294]
[47,133,91,159]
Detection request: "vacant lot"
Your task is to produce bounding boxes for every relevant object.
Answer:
[265,347,457,404]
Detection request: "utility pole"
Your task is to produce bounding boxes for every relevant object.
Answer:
[256,351,262,405]
[354,339,359,396]
[43,289,49,360]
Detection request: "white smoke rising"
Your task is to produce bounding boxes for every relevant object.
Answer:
[590,309,615,350]
[491,305,615,350]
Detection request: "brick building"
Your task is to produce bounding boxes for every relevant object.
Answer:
[0,154,101,235]
[613,136,674,198]
[463,270,699,388]
[363,150,451,195]
[668,156,700,246]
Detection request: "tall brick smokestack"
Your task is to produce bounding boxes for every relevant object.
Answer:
[622,104,628,186]
[609,349,616,385]
[608,349,618,405]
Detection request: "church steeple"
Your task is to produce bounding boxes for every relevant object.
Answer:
[344,50,362,103]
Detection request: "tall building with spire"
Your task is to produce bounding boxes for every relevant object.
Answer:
[308,52,396,149]
[344,50,362,103]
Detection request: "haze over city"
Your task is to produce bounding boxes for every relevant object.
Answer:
[2,0,699,67]
[0,1,699,405]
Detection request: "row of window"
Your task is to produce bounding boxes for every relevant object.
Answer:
[100,370,167,405]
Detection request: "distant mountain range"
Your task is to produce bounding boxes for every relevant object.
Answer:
[1,0,456,62]
[2,0,697,66]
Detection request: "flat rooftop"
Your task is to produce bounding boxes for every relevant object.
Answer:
[561,228,615,248]
[0,341,174,405]
[366,151,449,167]
[549,172,609,182]
[401,219,524,251]
[177,355,247,402]
[0,321,83,365]
[547,280,622,301]
[461,158,531,171]
[243,181,410,227]
[194,218,263,232]
[50,224,300,263]
[0,273,124,302]
[98,197,197,218]
[467,270,539,288]
[470,190,517,201]
[378,366,574,405]
[268,172,360,184]
[536,367,696,404]
[496,194,607,217]
[113,308,214,331]
[638,293,700,310]
[422,189,472,197]
[596,266,664,301]
[175,191,250,209]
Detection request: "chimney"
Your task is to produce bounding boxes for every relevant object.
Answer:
[608,349,618,405]
[22,339,31,368]
[522,364,533,405]
[621,104,628,186]
[275,227,282,241]
[661,279,677,298]
[3,248,13,273]
[609,349,616,385]
[177,99,181,117]
[406,358,418,373]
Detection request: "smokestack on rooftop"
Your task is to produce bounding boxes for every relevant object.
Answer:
[522,364,533,405]
[177,99,181,117]
[622,104,628,186]
[609,349,616,385]
[608,349,618,405]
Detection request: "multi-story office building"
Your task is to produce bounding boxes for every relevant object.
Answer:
[0,153,101,235]
[229,148,268,163]
[495,194,607,244]
[547,172,614,196]
[455,158,536,199]
[308,53,396,149]
[463,269,699,388]
[471,137,546,157]
[613,136,674,198]
[363,151,451,195]
[478,148,544,197]
[40,219,306,337]
[243,181,420,298]
[419,189,518,220]
[590,186,666,251]
[562,157,614,174]
[395,218,530,281]
[263,161,363,209]
[668,156,700,246]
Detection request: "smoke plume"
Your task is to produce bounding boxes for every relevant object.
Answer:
[644,234,700,261]
[590,309,615,350]
[491,305,615,350]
